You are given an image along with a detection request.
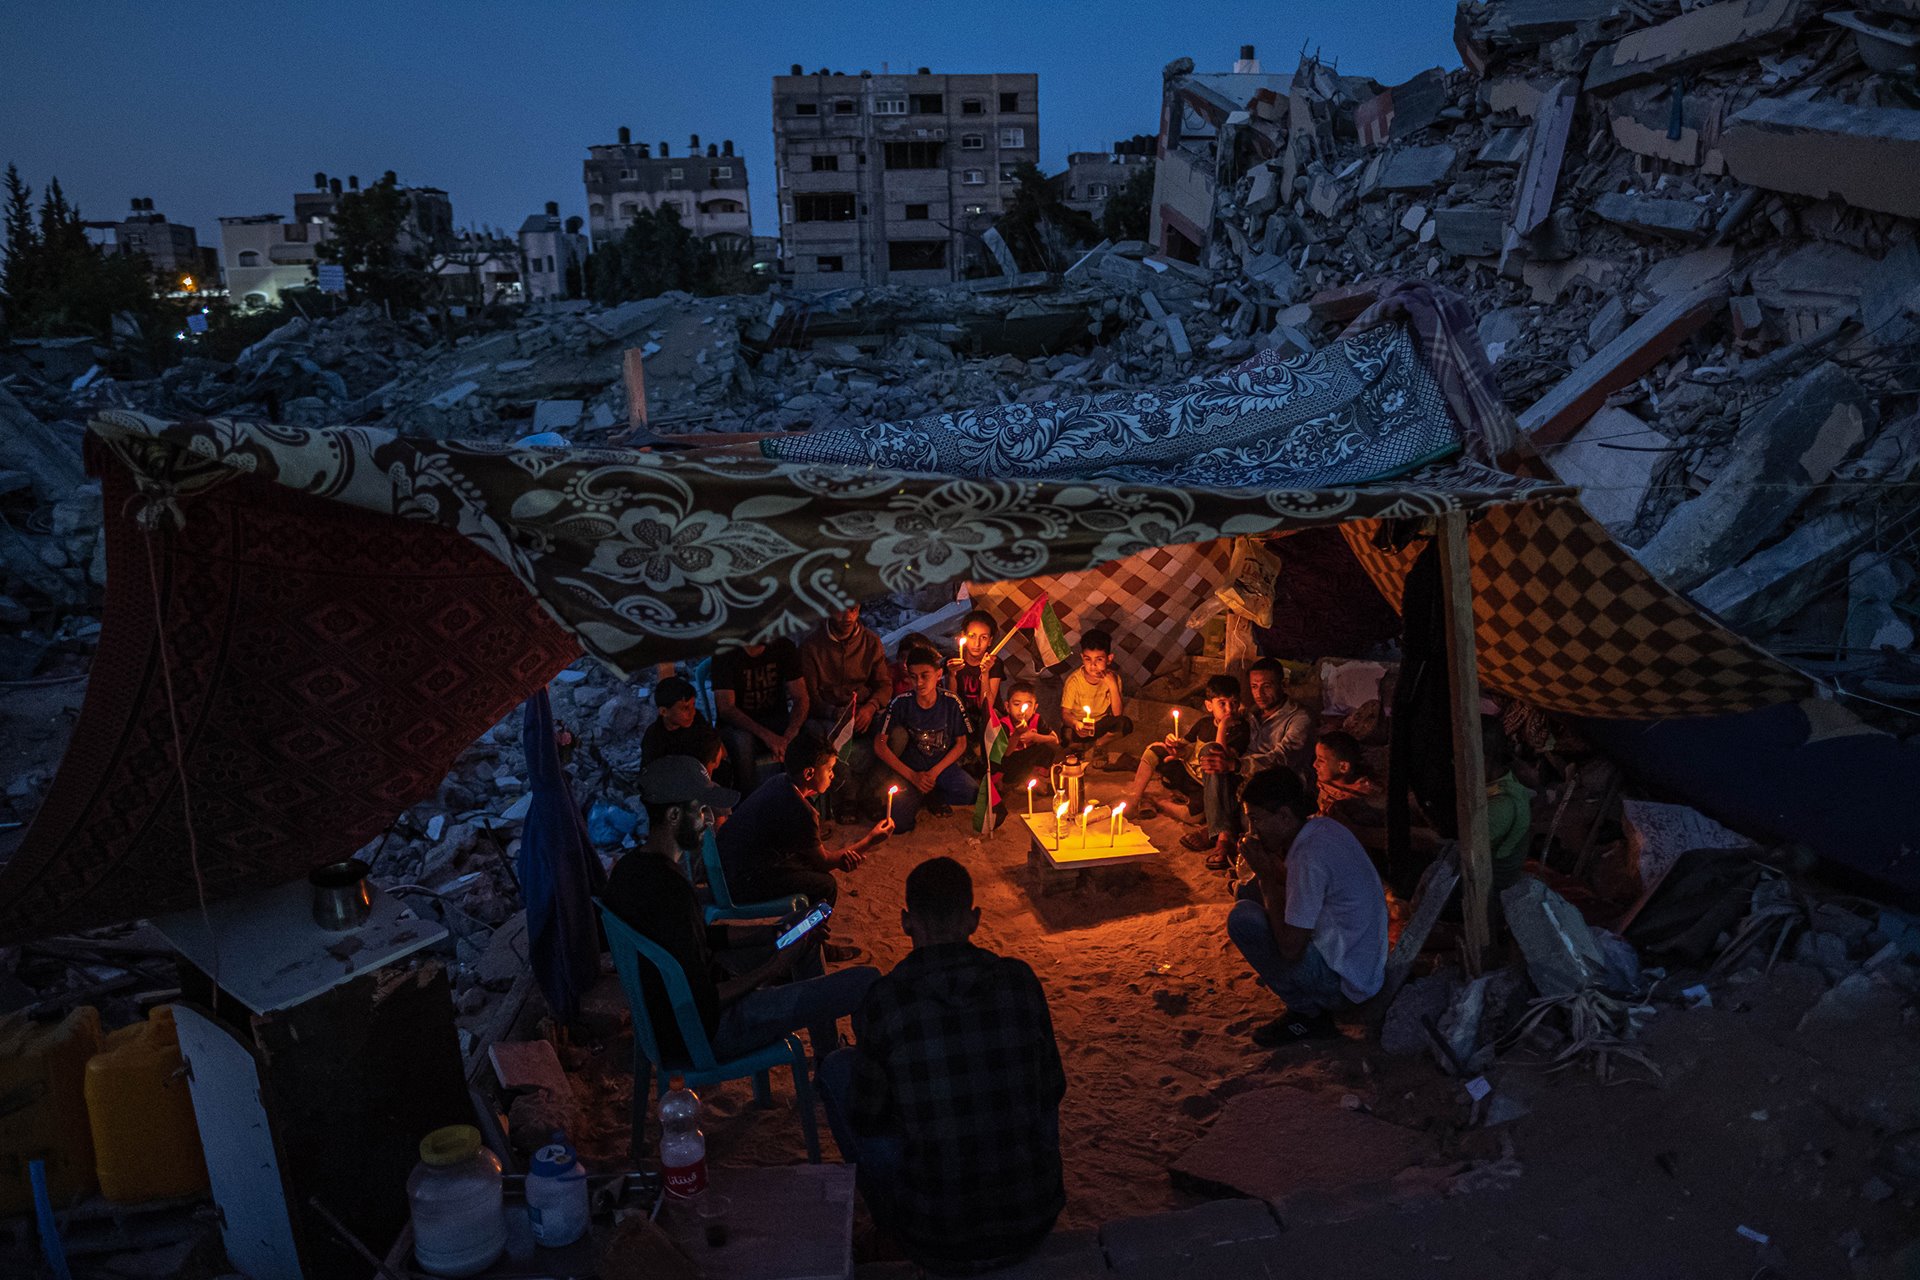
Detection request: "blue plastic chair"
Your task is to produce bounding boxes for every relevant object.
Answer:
[597,902,821,1165]
[696,828,797,925]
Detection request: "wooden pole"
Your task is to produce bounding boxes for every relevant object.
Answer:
[623,347,649,433]
[1437,510,1492,974]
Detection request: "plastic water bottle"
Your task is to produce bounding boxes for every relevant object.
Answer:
[658,1076,708,1200]
[524,1133,588,1248]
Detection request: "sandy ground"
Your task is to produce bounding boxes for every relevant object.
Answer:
[556,768,1920,1277]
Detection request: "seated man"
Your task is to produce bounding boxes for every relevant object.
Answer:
[1197,658,1315,868]
[602,756,878,1072]
[1123,675,1248,821]
[1314,730,1384,832]
[1227,768,1388,1048]
[713,637,810,794]
[642,676,727,776]
[999,683,1061,798]
[872,648,976,833]
[801,605,894,819]
[819,858,1066,1274]
[1061,628,1134,765]
[719,732,894,916]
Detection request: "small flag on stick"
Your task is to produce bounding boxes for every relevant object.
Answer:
[1007,595,1072,668]
[973,705,1011,833]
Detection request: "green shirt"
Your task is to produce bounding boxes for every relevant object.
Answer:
[1486,770,1534,889]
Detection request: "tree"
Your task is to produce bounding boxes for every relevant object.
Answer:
[2,164,38,323]
[317,172,427,310]
[994,161,1100,274]
[0,166,155,339]
[1101,163,1156,243]
[586,204,705,305]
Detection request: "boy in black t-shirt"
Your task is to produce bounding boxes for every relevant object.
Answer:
[642,676,727,780]
[1121,674,1250,821]
[713,638,810,793]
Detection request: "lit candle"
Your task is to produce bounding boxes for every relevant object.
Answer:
[886,785,900,822]
[956,633,967,659]
[1172,708,1180,737]
[1111,802,1127,846]
[1080,803,1094,843]
[1026,778,1037,815]
[1054,801,1069,849]
[1082,704,1094,729]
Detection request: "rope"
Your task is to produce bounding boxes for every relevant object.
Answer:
[139,517,221,1006]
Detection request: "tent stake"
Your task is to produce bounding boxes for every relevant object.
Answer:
[1437,510,1493,974]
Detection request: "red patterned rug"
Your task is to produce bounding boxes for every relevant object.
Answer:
[0,444,580,943]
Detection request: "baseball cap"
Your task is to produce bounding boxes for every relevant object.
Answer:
[638,755,740,811]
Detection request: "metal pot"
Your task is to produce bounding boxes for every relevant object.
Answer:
[309,859,373,931]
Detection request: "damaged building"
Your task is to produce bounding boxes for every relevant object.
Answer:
[772,66,1040,288]
[582,128,752,254]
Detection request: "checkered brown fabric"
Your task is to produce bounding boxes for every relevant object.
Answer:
[970,541,1233,689]
[1341,503,1812,719]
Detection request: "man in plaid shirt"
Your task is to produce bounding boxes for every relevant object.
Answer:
[819,858,1067,1271]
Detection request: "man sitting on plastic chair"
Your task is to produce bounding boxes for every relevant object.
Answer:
[602,756,879,1076]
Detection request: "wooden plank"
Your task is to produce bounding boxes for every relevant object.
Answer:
[1436,512,1491,972]
[622,347,649,432]
[1518,279,1726,444]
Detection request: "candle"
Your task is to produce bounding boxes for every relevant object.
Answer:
[956,633,967,659]
[886,785,900,822]
[1080,803,1094,843]
[1111,802,1127,846]
[1082,704,1094,729]
[1054,801,1069,849]
[1026,778,1037,815]
[1172,708,1180,737]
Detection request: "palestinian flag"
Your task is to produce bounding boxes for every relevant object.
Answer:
[972,705,1012,833]
[1011,596,1072,669]
[828,695,861,762]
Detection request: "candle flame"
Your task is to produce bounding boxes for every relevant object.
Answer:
[1026,779,1037,788]
[1113,803,1126,816]
[1082,803,1095,815]
[888,785,900,795]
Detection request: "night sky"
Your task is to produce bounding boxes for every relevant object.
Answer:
[1,1,1456,253]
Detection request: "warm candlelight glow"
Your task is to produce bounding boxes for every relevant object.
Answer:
[1080,802,1094,841]
[1026,778,1037,815]
[956,633,966,658]
[1082,703,1094,726]
[1110,802,1127,846]
[1172,708,1180,736]
[886,784,900,822]
[1054,800,1069,848]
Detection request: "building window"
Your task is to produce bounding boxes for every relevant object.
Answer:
[669,167,684,181]
[999,165,1018,182]
[619,201,638,219]
[964,203,986,215]
[810,154,840,172]
[794,101,818,115]
[888,240,948,271]
[962,169,985,185]
[905,203,929,220]
[589,202,604,217]
[285,223,308,242]
[703,199,743,213]
[909,93,944,114]
[884,140,945,169]
[621,168,633,180]
[817,255,844,272]
[1090,182,1111,197]
[237,250,260,266]
[874,97,907,115]
[961,97,984,115]
[833,99,855,115]
[960,133,984,150]
[795,192,857,222]
[999,91,1020,111]
[1000,127,1026,148]
[715,165,733,178]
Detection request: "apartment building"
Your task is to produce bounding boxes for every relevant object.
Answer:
[518,202,589,303]
[1151,46,1288,264]
[771,67,1039,289]
[220,172,456,309]
[582,129,751,252]
[109,199,215,284]
[1055,140,1155,222]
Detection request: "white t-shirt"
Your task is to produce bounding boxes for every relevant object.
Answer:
[1282,818,1389,1003]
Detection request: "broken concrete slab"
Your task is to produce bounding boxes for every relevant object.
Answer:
[1751,242,1885,320]
[1487,75,1554,119]
[1641,246,1735,300]
[1169,1088,1429,1220]
[1433,206,1506,257]
[1692,509,1876,632]
[1607,83,1727,168]
[1594,191,1712,241]
[1502,877,1609,997]
[1721,99,1920,219]
[1376,144,1458,191]
[1487,0,1626,43]
[1307,280,1383,323]
[1510,78,1578,238]
[1519,278,1727,444]
[1585,297,1627,349]
[1585,0,1808,95]
[1541,406,1668,531]
[1638,362,1872,590]
[1846,553,1916,652]
[0,386,85,505]
[531,400,583,433]
[1474,127,1531,167]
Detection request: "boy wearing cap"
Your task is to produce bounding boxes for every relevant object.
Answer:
[603,756,878,1071]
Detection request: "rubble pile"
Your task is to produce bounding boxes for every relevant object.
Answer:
[1185,0,1920,667]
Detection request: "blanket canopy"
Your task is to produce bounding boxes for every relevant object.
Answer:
[0,296,1811,941]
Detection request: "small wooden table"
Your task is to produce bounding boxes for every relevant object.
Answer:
[1018,812,1160,871]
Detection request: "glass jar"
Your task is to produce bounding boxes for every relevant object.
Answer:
[407,1124,505,1277]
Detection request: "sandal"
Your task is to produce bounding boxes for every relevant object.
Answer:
[1133,799,1160,819]
[1180,830,1216,852]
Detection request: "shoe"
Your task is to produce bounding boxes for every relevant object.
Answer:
[1251,1013,1339,1048]
[1181,830,1216,852]
[924,797,953,817]
[1133,799,1160,819]
[823,941,865,964]
[1204,849,1233,871]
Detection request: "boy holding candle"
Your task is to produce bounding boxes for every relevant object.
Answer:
[1060,629,1134,766]
[999,682,1061,799]
[873,649,978,833]
[1122,674,1249,822]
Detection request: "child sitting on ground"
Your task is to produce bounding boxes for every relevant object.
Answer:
[999,683,1061,798]
[1122,675,1250,821]
[1313,731,1384,825]
[1061,628,1133,767]
[947,609,1002,767]
[872,646,978,833]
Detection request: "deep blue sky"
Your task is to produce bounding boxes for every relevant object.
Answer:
[1,1,1456,253]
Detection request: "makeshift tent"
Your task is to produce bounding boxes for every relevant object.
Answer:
[0,286,1814,942]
